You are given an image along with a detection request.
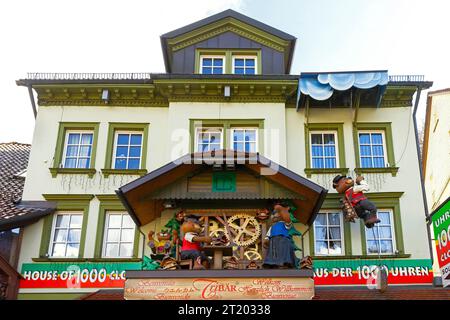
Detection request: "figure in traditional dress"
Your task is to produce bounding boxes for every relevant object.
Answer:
[263,202,297,268]
[333,175,381,228]
[180,215,212,269]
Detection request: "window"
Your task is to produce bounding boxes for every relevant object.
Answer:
[365,210,395,255]
[310,132,338,168]
[62,131,93,169]
[358,131,388,168]
[200,56,224,74]
[112,131,143,170]
[195,127,223,152]
[231,128,258,152]
[102,211,135,258]
[314,212,344,255]
[233,56,256,75]
[49,212,83,257]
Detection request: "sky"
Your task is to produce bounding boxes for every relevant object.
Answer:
[0,0,449,143]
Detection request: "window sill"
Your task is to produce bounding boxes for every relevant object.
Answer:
[311,253,411,260]
[49,168,96,178]
[101,169,148,178]
[354,167,399,177]
[32,257,142,263]
[89,258,142,262]
[32,257,88,262]
[304,168,349,178]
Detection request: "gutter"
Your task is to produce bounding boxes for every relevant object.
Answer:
[412,86,434,263]
[27,85,38,119]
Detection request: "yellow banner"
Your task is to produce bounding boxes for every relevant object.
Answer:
[124,277,314,300]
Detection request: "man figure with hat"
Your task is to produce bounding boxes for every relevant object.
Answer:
[332,175,380,228]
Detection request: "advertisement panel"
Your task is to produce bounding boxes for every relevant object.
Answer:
[19,259,432,290]
[431,198,450,287]
[124,277,315,300]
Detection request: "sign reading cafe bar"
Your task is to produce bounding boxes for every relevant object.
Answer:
[19,259,433,290]
[431,198,450,288]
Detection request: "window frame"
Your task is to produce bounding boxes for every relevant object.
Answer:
[199,55,225,75]
[102,123,149,177]
[195,49,261,75]
[232,55,258,75]
[61,130,94,169]
[364,209,397,256]
[50,122,99,178]
[313,211,346,256]
[353,122,398,176]
[102,211,136,258]
[94,195,141,260]
[48,211,83,258]
[112,130,144,170]
[357,130,388,169]
[230,127,259,153]
[39,194,93,260]
[309,130,340,169]
[194,127,224,152]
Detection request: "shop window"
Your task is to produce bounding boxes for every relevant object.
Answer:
[310,132,339,169]
[195,127,223,152]
[200,56,224,74]
[113,131,143,170]
[102,211,135,258]
[358,131,387,168]
[231,128,258,152]
[232,56,256,75]
[314,212,344,255]
[62,131,93,169]
[365,209,396,255]
[48,211,83,257]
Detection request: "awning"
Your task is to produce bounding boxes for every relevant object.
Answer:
[296,70,388,109]
[116,150,328,226]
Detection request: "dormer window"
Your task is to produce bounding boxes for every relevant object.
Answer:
[200,56,225,74]
[232,56,256,75]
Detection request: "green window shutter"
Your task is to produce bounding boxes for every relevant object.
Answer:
[212,172,236,192]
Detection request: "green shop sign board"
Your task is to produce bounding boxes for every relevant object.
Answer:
[431,198,450,287]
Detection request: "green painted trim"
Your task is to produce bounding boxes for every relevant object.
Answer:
[311,254,411,260]
[18,293,85,300]
[309,210,352,257]
[101,169,148,178]
[103,122,149,171]
[49,168,96,178]
[354,167,399,177]
[166,17,290,52]
[94,197,141,259]
[189,119,264,153]
[31,258,88,262]
[353,122,396,172]
[87,258,142,262]
[304,123,346,172]
[359,193,405,255]
[39,195,93,259]
[304,168,349,178]
[195,49,262,74]
[52,122,99,176]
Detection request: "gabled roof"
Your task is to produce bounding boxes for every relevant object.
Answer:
[0,142,56,231]
[116,150,327,226]
[160,9,297,74]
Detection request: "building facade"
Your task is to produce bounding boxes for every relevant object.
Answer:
[15,10,434,299]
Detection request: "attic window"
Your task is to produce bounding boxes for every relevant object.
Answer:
[232,56,256,75]
[200,56,224,74]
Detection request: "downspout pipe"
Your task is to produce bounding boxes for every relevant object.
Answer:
[27,85,37,119]
[412,87,434,266]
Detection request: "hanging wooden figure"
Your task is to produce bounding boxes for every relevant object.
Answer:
[332,175,381,228]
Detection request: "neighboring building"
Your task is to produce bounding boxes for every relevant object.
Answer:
[0,142,55,299]
[423,88,450,212]
[422,88,450,283]
[15,10,437,300]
